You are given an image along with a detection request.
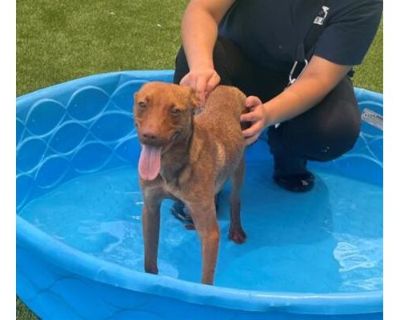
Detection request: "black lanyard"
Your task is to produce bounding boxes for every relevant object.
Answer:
[289,0,330,85]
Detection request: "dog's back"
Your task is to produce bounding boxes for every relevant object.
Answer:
[196,85,246,134]
[192,85,247,191]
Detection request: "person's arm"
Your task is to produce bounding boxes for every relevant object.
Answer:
[241,55,352,145]
[180,0,235,103]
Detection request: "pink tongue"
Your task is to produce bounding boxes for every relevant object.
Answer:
[138,144,162,181]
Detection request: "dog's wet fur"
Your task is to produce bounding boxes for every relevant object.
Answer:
[134,82,247,284]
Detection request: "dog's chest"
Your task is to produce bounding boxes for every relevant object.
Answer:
[162,181,183,200]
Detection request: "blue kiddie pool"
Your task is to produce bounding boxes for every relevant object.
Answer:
[17,71,383,320]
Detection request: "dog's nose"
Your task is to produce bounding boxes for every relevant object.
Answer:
[140,130,163,146]
[142,131,157,140]
[142,132,157,140]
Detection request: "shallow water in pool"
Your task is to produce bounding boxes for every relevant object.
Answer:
[19,163,382,293]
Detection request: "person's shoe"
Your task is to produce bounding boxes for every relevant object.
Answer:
[171,194,222,229]
[170,201,194,229]
[273,171,315,192]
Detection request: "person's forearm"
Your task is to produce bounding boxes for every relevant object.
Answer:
[263,57,351,126]
[181,3,218,70]
[265,76,332,125]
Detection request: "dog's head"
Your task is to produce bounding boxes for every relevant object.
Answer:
[134,82,199,146]
[133,82,199,180]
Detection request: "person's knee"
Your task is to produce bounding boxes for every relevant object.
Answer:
[174,37,240,86]
[311,101,361,161]
[173,46,188,84]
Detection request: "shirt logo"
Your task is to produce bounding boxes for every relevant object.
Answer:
[313,6,330,25]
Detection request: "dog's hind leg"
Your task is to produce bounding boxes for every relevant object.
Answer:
[228,156,247,244]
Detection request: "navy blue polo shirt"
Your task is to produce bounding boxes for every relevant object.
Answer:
[219,0,382,72]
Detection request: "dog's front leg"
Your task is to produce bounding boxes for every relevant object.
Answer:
[142,195,162,275]
[187,200,220,285]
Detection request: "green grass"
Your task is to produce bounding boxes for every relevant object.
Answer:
[16,0,382,318]
[17,0,188,95]
[16,298,38,320]
[353,21,383,92]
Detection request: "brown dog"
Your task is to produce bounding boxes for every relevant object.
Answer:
[133,82,247,285]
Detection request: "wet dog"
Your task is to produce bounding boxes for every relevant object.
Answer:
[134,82,247,284]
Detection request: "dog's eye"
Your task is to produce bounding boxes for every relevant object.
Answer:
[137,101,147,110]
[170,106,182,115]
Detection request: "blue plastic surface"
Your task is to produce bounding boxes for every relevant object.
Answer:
[16,70,383,319]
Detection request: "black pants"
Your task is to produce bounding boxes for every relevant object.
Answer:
[173,37,361,175]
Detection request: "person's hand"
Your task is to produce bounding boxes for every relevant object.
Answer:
[240,96,270,145]
[180,68,221,105]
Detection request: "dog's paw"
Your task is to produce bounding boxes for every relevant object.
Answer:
[229,227,247,244]
[145,265,159,274]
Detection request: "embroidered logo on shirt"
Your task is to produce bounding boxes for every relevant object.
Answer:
[313,6,330,25]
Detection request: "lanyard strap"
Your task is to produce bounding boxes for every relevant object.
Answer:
[288,0,330,85]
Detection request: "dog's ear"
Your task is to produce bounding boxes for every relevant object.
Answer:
[133,90,142,106]
[186,87,203,115]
